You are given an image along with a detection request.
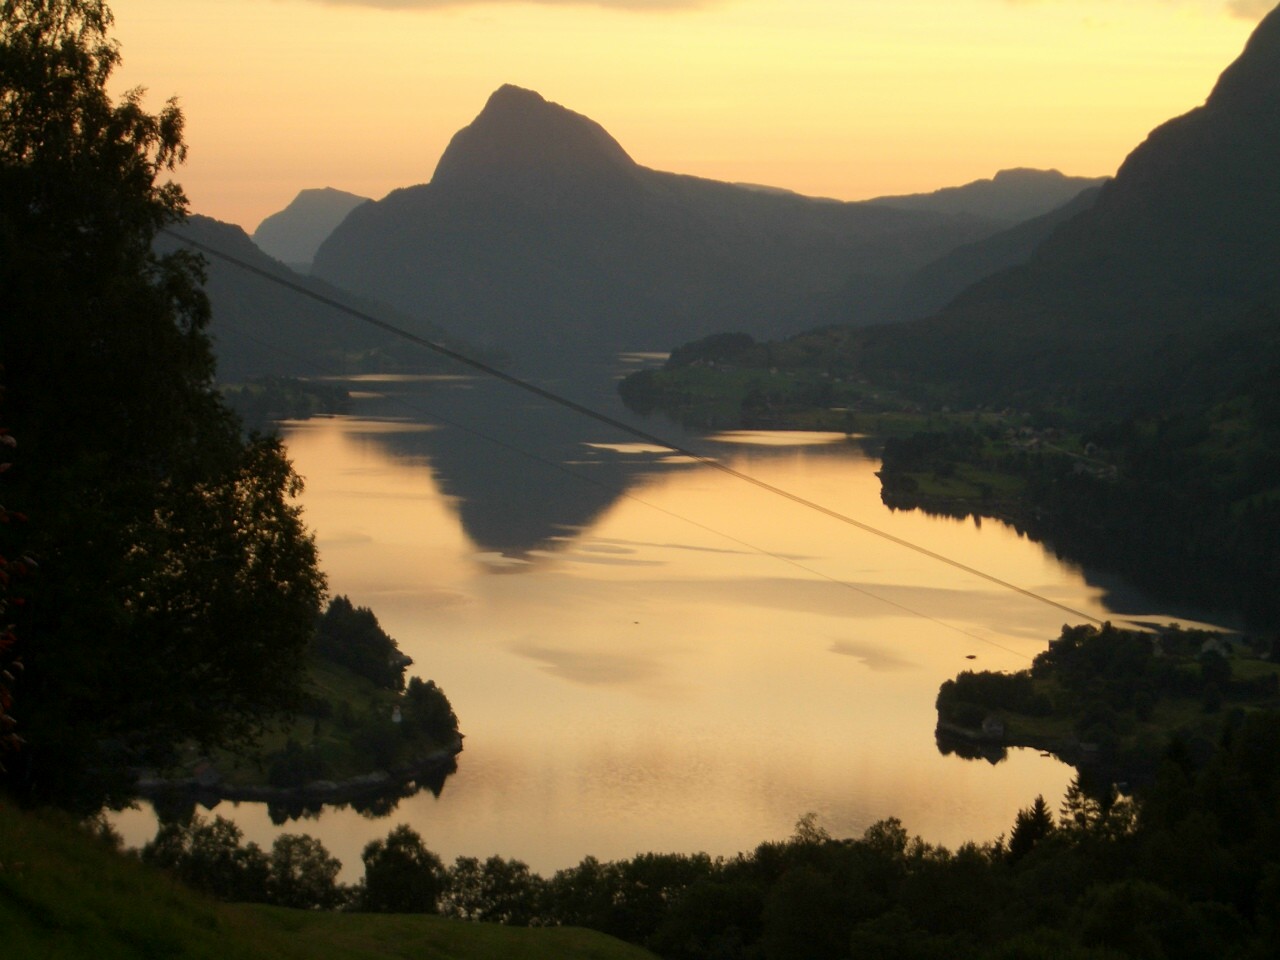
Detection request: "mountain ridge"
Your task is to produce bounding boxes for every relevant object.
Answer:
[159,215,462,380]
[251,187,370,269]
[311,86,1102,371]
[860,1,1280,413]
[866,167,1107,224]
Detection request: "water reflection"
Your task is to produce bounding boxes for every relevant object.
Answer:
[113,375,1233,879]
[262,757,458,826]
[321,374,700,557]
[828,639,918,673]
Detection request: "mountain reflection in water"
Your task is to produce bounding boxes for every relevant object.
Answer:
[112,372,1229,881]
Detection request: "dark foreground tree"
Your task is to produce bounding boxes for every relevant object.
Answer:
[267,833,345,910]
[359,824,445,913]
[142,814,270,903]
[0,399,24,770]
[0,0,324,807]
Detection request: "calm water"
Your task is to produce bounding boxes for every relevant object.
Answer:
[115,372,1224,878]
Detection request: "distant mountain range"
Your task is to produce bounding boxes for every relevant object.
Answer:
[251,187,370,272]
[866,167,1105,224]
[888,184,1105,322]
[302,85,1098,371]
[158,215,463,381]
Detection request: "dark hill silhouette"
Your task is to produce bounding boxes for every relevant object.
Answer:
[866,168,1106,224]
[158,216,462,380]
[311,85,1012,372]
[888,185,1104,321]
[251,187,370,270]
[862,5,1280,414]
[431,84,638,194]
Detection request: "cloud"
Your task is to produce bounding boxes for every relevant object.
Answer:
[1225,0,1275,20]
[999,0,1273,22]
[304,0,718,10]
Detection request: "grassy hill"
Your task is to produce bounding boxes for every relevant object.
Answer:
[0,806,657,960]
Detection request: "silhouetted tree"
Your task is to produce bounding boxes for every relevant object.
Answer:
[313,595,410,691]
[0,0,325,807]
[443,854,544,925]
[266,833,344,910]
[1007,795,1055,863]
[141,814,269,903]
[403,677,459,743]
[359,824,444,913]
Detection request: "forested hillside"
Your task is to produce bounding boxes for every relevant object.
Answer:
[621,6,1280,627]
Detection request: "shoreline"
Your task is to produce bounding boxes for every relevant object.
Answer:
[132,737,463,807]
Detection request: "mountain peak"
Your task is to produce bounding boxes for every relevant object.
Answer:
[485,83,552,111]
[431,85,637,191]
[1205,2,1280,108]
[251,187,370,266]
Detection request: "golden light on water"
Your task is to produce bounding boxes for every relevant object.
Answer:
[114,410,1099,875]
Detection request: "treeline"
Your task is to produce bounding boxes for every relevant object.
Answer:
[938,623,1280,784]
[870,404,1280,629]
[138,712,1280,958]
[622,324,1280,629]
[241,595,459,793]
[221,376,351,431]
[1017,413,1280,627]
[313,595,414,693]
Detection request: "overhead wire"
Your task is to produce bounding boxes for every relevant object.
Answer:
[164,227,1105,641]
[235,353,1035,659]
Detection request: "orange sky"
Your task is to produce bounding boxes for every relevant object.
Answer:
[107,0,1266,231]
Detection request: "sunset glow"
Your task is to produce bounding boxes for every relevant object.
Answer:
[108,0,1261,231]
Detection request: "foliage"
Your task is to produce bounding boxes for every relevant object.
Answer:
[142,813,269,903]
[266,737,333,789]
[665,332,761,370]
[313,595,410,692]
[938,621,1280,787]
[0,0,326,807]
[221,376,351,431]
[2,808,658,960]
[1006,795,1054,863]
[359,824,445,913]
[169,650,462,805]
[142,813,347,911]
[266,833,346,911]
[442,854,545,925]
[0,400,25,770]
[936,669,1051,727]
[115,710,1280,957]
[402,677,460,743]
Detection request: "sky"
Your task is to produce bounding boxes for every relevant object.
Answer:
[106,0,1268,231]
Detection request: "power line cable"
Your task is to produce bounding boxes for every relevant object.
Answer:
[208,304,1037,659]
[165,227,1105,629]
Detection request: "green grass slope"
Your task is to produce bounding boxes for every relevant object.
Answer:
[1,806,657,960]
